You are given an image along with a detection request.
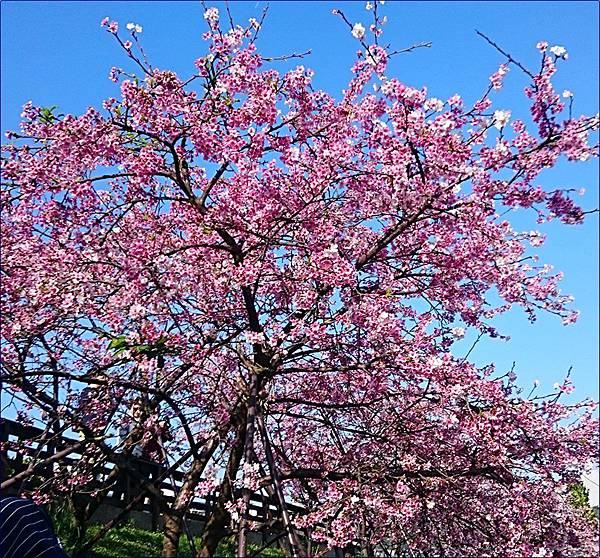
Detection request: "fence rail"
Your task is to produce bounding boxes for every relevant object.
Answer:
[0,418,304,531]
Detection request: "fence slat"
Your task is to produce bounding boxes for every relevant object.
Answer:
[0,418,304,524]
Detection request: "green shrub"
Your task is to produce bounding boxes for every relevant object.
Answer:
[569,482,598,523]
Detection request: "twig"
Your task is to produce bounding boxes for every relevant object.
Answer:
[250,5,269,45]
[476,30,535,79]
[389,41,432,57]
[262,50,312,62]
[332,8,379,68]
[224,1,235,30]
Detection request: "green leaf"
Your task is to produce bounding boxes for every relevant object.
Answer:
[107,335,130,356]
[39,105,59,124]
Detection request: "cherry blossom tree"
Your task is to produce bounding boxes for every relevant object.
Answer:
[1,4,598,556]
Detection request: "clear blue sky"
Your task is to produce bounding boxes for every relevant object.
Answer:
[1,1,598,403]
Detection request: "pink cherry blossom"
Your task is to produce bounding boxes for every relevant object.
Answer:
[1,8,598,558]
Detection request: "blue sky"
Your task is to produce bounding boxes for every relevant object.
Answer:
[1,1,598,402]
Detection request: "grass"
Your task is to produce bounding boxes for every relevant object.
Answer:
[83,523,286,557]
[48,497,286,557]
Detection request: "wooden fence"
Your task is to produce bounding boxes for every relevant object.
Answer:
[0,418,305,536]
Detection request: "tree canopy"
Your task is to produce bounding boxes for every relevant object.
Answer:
[1,4,598,556]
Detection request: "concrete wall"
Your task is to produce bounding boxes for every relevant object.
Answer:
[582,467,599,508]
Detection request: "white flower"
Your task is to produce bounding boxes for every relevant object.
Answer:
[438,117,454,131]
[451,327,466,338]
[129,304,147,319]
[493,110,511,130]
[425,97,444,112]
[533,379,540,387]
[365,2,374,10]
[528,230,544,247]
[429,356,444,369]
[350,495,360,504]
[203,7,219,22]
[553,382,561,390]
[365,51,378,66]
[562,89,573,98]
[351,22,366,40]
[495,140,510,156]
[126,22,142,33]
[426,501,435,509]
[549,45,567,58]
[452,184,461,194]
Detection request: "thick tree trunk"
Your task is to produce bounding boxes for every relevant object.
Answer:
[162,463,204,557]
[197,417,246,557]
[197,501,232,558]
[162,510,185,558]
[161,431,226,556]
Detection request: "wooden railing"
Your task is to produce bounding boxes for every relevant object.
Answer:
[0,418,304,531]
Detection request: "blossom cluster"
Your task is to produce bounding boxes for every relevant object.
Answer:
[1,8,597,556]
